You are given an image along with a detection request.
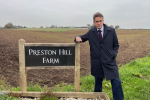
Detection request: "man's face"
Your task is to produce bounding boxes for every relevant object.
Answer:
[93,17,104,29]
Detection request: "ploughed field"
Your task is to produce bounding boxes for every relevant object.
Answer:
[0,29,150,87]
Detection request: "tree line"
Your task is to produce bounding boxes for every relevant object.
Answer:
[1,22,120,29]
[87,24,120,29]
[2,22,27,29]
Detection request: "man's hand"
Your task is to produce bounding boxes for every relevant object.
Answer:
[76,37,82,42]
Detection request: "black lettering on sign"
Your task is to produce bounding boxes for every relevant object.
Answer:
[25,46,75,67]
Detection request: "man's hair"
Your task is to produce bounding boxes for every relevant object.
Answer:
[93,12,104,21]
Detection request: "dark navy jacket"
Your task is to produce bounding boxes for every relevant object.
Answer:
[75,24,119,80]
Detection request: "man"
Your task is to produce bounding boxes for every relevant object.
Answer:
[75,12,124,100]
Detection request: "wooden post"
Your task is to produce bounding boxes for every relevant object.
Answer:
[19,39,27,92]
[74,43,80,92]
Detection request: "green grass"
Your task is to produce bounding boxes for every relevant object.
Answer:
[14,28,78,32]
[1,53,150,100]
[0,95,20,100]
[11,82,48,92]
[52,53,150,100]
[1,82,57,100]
[119,56,150,100]
[0,76,19,100]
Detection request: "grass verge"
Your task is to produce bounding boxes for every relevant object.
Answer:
[1,53,150,100]
[53,53,150,100]
[1,82,58,100]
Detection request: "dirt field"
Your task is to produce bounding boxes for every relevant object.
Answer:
[0,29,150,87]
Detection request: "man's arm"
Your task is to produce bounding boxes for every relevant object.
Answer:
[113,29,119,59]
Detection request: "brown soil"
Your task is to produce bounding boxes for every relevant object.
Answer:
[0,29,150,88]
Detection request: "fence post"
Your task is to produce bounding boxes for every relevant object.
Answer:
[19,39,27,92]
[74,43,80,92]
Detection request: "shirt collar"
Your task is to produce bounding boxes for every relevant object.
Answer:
[97,25,104,32]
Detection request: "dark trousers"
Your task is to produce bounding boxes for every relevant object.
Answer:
[94,77,124,100]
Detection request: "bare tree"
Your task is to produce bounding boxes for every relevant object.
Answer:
[109,25,114,28]
[115,25,120,29]
[40,26,44,28]
[87,24,91,29]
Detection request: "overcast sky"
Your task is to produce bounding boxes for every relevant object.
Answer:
[0,0,150,29]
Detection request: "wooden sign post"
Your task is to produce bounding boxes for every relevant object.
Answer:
[18,39,80,92]
[19,39,27,92]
